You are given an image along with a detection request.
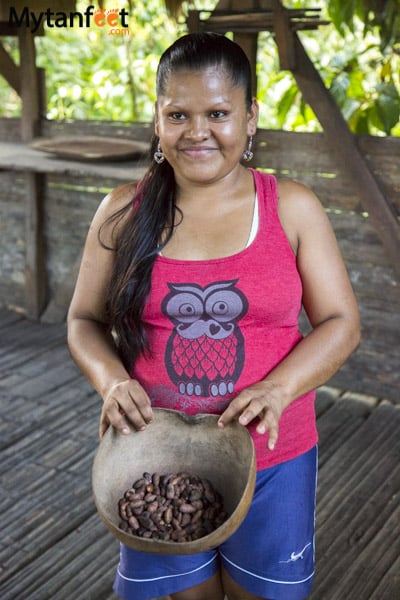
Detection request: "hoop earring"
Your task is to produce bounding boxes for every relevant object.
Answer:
[242,136,254,162]
[153,143,165,164]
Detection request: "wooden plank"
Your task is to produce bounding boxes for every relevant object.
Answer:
[316,403,400,507]
[0,141,146,181]
[315,397,371,468]
[328,358,400,403]
[43,118,153,142]
[311,404,400,598]
[0,309,23,329]
[329,211,395,267]
[330,507,400,599]
[369,554,400,600]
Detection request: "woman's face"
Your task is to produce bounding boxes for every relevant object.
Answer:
[155,67,258,188]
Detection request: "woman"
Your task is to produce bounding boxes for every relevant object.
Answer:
[67,32,360,600]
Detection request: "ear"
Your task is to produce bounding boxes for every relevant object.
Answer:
[247,97,259,136]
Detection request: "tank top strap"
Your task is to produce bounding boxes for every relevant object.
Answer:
[250,169,279,238]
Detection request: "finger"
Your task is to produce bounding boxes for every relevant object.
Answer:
[106,380,153,432]
[99,417,109,439]
[105,401,132,434]
[256,411,279,451]
[218,394,250,428]
[237,397,267,427]
[99,407,129,438]
[267,425,279,451]
[121,388,153,431]
[129,383,153,423]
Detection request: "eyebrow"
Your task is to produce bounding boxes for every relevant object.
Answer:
[161,99,232,109]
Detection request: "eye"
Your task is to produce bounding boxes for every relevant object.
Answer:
[210,110,228,119]
[169,112,186,121]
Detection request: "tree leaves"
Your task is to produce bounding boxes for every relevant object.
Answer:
[327,0,400,51]
[375,82,400,134]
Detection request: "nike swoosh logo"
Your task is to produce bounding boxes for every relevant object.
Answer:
[280,542,312,563]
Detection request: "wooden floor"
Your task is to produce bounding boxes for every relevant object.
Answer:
[0,309,399,600]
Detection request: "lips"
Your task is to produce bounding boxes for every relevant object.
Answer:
[180,146,218,158]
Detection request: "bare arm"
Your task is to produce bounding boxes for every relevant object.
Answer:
[218,179,361,448]
[67,183,153,437]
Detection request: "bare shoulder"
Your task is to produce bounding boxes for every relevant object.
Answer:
[98,181,137,218]
[89,181,137,244]
[276,178,330,253]
[277,178,323,215]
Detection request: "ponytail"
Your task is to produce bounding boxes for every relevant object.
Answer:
[100,135,179,371]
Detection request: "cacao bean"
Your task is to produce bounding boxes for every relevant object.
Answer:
[133,478,146,489]
[166,484,175,499]
[118,470,229,542]
[179,503,196,514]
[164,507,173,524]
[144,493,157,503]
[181,513,192,528]
[128,516,140,530]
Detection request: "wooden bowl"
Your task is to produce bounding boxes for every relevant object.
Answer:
[92,408,256,554]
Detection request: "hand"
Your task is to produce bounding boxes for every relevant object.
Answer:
[218,380,287,450]
[100,378,153,438]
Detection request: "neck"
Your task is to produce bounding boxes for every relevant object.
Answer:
[175,165,253,210]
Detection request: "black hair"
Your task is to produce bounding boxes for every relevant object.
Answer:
[102,33,253,370]
[156,32,252,109]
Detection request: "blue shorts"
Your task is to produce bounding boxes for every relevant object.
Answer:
[113,445,318,600]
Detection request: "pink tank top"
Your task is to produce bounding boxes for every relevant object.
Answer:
[131,169,318,469]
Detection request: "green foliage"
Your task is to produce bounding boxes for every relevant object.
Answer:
[0,0,398,135]
[33,0,181,122]
[324,0,400,134]
[256,0,400,135]
[326,0,400,50]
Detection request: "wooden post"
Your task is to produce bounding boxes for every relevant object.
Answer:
[18,28,41,142]
[233,32,258,97]
[17,28,47,317]
[25,172,47,319]
[271,0,296,70]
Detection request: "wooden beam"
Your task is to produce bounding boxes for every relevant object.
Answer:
[287,31,400,278]
[0,40,21,94]
[18,28,41,141]
[233,32,258,97]
[24,172,47,319]
[0,22,19,35]
[186,9,201,33]
[271,0,296,70]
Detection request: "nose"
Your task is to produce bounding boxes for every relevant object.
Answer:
[185,115,210,141]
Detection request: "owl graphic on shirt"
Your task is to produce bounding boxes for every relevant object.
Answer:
[161,280,248,397]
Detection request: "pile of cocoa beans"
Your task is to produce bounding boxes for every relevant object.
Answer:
[118,471,228,542]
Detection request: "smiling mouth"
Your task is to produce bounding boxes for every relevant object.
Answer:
[180,147,218,158]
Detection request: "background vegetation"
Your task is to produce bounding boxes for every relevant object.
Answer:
[0,0,399,134]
